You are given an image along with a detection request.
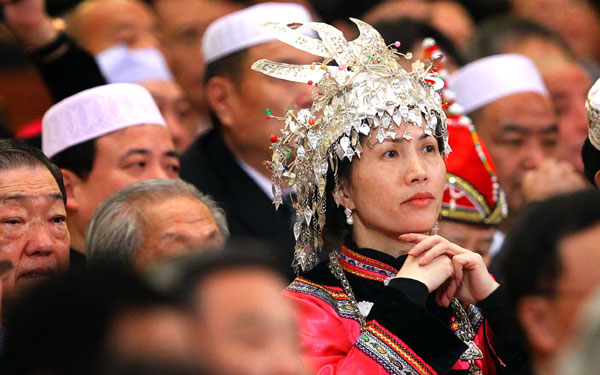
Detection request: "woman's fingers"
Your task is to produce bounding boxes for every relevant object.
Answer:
[453,255,464,284]
[414,240,465,266]
[452,252,478,271]
[436,278,457,307]
[418,242,451,265]
[399,233,429,245]
[443,278,458,307]
[403,234,442,256]
[404,234,469,260]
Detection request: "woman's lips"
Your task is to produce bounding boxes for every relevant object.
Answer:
[402,192,435,207]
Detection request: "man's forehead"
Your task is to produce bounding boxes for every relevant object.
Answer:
[544,64,591,93]
[81,0,150,21]
[155,0,239,30]
[0,168,60,197]
[0,177,63,205]
[0,192,63,205]
[481,92,557,130]
[147,197,213,225]
[558,223,600,280]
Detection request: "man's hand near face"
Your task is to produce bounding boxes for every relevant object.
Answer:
[1,0,58,49]
[522,158,588,203]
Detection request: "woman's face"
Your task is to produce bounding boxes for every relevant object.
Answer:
[339,124,446,239]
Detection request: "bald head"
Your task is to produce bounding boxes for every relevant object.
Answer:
[66,0,158,54]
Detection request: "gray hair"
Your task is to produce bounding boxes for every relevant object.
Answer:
[86,179,229,267]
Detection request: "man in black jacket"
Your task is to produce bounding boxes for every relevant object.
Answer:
[180,3,315,278]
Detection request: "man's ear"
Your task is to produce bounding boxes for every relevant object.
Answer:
[61,169,80,212]
[594,170,600,188]
[517,296,560,356]
[204,76,237,129]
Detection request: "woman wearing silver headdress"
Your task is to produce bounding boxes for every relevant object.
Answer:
[252,19,524,375]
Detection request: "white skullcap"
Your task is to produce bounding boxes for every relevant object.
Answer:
[448,54,549,114]
[42,83,166,158]
[96,44,174,84]
[202,2,313,64]
[586,78,600,151]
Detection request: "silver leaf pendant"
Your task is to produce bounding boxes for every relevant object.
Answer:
[460,340,483,361]
[356,301,374,317]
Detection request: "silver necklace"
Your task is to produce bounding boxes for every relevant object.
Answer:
[328,251,367,331]
[451,298,483,375]
[329,251,485,375]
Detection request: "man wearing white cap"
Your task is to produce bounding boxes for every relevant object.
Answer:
[65,0,205,153]
[448,54,558,233]
[180,3,314,277]
[43,83,180,262]
[584,78,600,188]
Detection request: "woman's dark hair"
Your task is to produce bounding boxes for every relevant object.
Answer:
[0,138,66,204]
[582,138,600,187]
[322,118,447,250]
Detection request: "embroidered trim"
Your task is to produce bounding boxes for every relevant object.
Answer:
[287,277,362,321]
[442,174,504,225]
[467,304,484,333]
[356,322,437,375]
[339,246,398,281]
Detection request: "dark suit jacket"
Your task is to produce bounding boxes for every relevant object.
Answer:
[180,129,296,279]
[34,34,297,279]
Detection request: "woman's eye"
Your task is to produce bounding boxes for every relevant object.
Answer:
[383,150,398,158]
[423,145,436,153]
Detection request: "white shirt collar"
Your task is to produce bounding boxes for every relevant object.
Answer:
[236,157,274,199]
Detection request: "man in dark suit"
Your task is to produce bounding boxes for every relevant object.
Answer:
[180,3,315,278]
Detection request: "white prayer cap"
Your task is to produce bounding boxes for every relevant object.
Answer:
[202,2,313,64]
[586,78,600,150]
[448,54,549,114]
[42,83,166,158]
[96,44,174,84]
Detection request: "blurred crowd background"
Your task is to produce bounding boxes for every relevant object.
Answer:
[1,0,599,138]
[2,1,600,374]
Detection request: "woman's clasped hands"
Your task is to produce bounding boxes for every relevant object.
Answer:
[395,233,500,307]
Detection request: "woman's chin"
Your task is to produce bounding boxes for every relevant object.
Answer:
[399,220,438,235]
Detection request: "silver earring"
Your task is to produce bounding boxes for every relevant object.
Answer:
[344,208,354,225]
[431,220,439,235]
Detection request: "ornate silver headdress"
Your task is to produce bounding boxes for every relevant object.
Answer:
[252,19,449,272]
[587,78,600,151]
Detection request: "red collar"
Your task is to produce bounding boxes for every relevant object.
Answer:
[338,245,398,282]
